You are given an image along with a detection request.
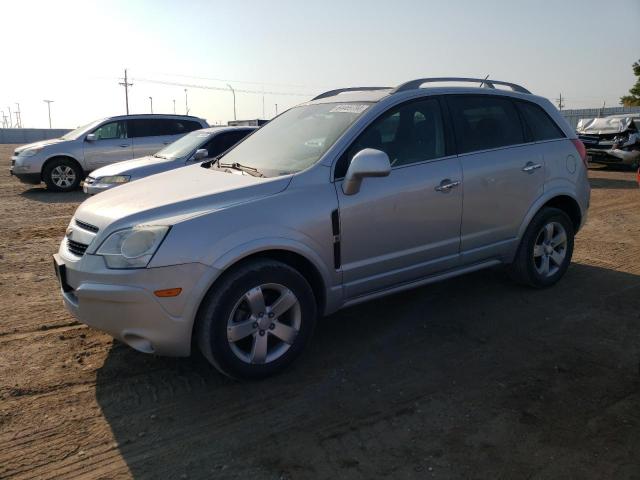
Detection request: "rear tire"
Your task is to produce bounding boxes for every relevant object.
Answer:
[43,158,82,192]
[508,207,574,288]
[196,259,317,379]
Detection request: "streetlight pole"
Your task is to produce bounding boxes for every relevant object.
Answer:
[149,96,153,114]
[43,100,54,128]
[227,84,236,121]
[184,89,189,115]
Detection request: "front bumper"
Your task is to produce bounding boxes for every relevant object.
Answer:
[53,251,216,356]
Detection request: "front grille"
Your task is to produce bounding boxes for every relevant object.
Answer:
[11,159,15,167]
[67,238,89,257]
[75,219,99,233]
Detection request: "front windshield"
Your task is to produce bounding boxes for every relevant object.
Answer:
[217,102,371,176]
[61,119,105,140]
[155,129,212,160]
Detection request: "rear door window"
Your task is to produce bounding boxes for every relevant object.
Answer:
[447,95,525,154]
[128,119,202,138]
[516,101,565,141]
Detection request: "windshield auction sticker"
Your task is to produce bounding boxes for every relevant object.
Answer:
[330,104,369,114]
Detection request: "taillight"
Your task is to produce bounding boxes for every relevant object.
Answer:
[571,138,588,168]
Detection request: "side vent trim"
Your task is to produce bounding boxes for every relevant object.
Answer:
[331,209,341,269]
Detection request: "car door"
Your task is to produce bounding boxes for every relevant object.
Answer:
[335,97,463,299]
[129,119,167,158]
[445,94,545,262]
[83,120,132,170]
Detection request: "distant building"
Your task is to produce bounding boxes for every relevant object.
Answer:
[227,119,269,127]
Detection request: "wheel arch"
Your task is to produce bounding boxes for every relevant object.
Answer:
[41,155,84,181]
[190,247,330,348]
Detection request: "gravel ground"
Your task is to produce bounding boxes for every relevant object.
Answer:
[1,143,639,479]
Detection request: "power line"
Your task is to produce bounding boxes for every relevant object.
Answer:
[132,77,315,97]
[153,72,312,89]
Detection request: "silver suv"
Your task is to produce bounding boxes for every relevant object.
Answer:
[10,114,208,192]
[54,78,590,379]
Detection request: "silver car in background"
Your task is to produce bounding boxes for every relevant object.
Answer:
[54,77,590,379]
[10,114,208,192]
[83,126,256,194]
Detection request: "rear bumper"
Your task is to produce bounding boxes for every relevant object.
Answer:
[54,252,217,356]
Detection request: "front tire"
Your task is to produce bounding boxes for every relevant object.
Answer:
[196,259,317,379]
[508,207,575,288]
[43,158,82,192]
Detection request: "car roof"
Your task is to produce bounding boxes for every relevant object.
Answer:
[306,77,534,105]
[106,113,207,122]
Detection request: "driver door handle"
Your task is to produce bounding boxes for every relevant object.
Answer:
[522,162,542,173]
[119,143,130,148]
[435,179,461,192]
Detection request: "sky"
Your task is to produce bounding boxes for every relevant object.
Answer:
[2,0,639,129]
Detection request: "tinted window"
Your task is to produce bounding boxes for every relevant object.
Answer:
[128,119,202,138]
[207,130,251,157]
[92,121,127,140]
[336,98,446,177]
[447,95,524,154]
[517,101,565,141]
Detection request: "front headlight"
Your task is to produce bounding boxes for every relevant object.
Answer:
[19,147,44,157]
[96,175,131,185]
[96,225,170,269]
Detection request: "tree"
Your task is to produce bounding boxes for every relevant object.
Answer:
[620,59,640,107]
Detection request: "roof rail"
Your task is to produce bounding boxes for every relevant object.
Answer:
[312,86,391,101]
[391,77,531,94]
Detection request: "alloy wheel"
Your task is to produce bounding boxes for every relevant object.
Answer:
[226,283,301,364]
[51,165,77,188]
[533,221,567,277]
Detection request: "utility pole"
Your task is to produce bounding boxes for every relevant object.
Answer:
[173,99,176,114]
[7,106,12,128]
[119,68,133,114]
[227,84,237,121]
[556,93,564,111]
[149,96,153,114]
[43,100,54,128]
[275,103,278,116]
[0,110,5,128]
[15,103,22,128]
[184,89,189,115]
[262,85,265,119]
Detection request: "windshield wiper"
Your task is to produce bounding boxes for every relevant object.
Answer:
[218,162,264,177]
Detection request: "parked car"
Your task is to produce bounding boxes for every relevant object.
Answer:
[10,114,208,192]
[83,126,256,194]
[54,77,590,379]
[577,114,640,169]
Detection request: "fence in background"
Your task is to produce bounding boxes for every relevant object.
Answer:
[0,128,71,144]
[560,106,640,130]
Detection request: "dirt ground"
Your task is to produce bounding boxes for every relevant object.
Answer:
[0,143,639,480]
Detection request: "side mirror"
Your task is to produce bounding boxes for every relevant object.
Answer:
[342,148,391,195]
[192,148,208,161]
[85,133,97,142]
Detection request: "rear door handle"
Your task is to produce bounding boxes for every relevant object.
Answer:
[522,162,542,173]
[435,179,461,192]
[119,143,130,148]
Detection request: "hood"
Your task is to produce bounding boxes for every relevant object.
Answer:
[74,163,291,235]
[577,115,640,135]
[15,138,66,153]
[89,155,181,179]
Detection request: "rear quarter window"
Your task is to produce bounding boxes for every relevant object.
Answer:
[516,101,565,141]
